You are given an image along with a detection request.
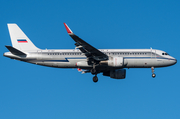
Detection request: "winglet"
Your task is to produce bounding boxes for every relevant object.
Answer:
[63,23,73,34]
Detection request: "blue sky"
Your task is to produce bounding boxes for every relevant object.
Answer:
[0,0,180,119]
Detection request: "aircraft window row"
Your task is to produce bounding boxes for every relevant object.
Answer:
[162,53,169,55]
[105,52,147,55]
[47,53,82,55]
[47,52,147,55]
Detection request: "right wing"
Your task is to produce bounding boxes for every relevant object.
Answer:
[64,23,108,61]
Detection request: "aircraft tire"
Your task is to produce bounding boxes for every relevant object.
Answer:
[152,73,156,78]
[91,69,96,75]
[93,76,98,82]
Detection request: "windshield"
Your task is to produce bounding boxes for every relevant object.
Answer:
[162,52,169,55]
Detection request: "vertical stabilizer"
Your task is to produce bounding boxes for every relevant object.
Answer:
[7,24,39,51]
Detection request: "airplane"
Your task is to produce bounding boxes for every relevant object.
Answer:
[4,23,177,82]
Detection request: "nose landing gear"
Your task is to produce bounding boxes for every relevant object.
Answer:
[151,67,156,78]
[152,73,156,78]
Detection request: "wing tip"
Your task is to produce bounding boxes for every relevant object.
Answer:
[63,23,73,34]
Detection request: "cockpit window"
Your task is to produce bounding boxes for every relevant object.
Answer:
[162,53,169,55]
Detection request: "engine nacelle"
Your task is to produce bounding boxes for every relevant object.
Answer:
[100,56,124,67]
[103,69,126,79]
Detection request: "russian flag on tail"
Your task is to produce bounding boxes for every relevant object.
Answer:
[17,39,28,43]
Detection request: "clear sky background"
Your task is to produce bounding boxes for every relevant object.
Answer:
[0,0,180,119]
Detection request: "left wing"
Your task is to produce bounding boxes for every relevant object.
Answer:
[64,23,108,61]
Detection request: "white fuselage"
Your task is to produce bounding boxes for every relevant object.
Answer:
[4,48,177,69]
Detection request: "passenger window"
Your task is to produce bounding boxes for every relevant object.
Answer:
[162,53,164,55]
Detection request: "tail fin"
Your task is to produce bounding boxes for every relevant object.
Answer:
[7,24,39,51]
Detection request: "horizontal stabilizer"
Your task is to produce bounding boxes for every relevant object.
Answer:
[5,46,26,56]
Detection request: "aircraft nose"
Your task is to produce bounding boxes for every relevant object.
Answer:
[174,59,177,64]
[172,58,177,65]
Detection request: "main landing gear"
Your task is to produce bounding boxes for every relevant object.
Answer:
[151,67,156,78]
[91,65,98,83]
[93,75,98,82]
[91,69,98,83]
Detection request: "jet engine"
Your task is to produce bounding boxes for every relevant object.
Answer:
[103,69,126,79]
[100,56,124,67]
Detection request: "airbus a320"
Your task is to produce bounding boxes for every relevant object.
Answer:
[4,23,177,82]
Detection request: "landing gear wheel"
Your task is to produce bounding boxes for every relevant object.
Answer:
[152,73,156,78]
[91,69,96,75]
[93,76,98,83]
[151,67,156,78]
